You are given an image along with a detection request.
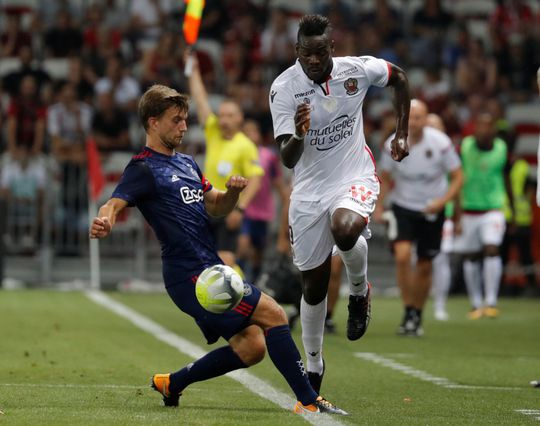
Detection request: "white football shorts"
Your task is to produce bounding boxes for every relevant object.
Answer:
[440,218,454,254]
[289,178,379,271]
[453,210,506,253]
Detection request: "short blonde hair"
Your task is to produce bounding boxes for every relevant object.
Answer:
[138,84,189,131]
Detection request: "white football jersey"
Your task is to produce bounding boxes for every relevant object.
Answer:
[270,56,390,201]
[379,126,461,212]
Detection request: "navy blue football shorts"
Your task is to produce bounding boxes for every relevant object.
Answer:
[163,264,262,345]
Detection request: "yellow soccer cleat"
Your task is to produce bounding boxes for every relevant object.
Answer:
[294,396,348,415]
[467,308,483,320]
[151,373,181,407]
[483,306,499,318]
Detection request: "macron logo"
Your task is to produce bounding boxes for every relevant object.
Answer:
[171,175,180,182]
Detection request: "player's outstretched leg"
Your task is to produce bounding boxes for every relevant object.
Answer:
[152,344,250,407]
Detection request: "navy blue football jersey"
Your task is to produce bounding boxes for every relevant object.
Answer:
[112,147,223,284]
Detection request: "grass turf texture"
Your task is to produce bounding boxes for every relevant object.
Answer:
[0,290,538,425]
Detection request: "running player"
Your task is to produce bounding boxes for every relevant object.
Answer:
[269,14,410,392]
[374,100,462,336]
[89,84,346,415]
[454,112,511,319]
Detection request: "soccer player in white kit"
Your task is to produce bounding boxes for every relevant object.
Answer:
[269,15,410,393]
[374,100,463,336]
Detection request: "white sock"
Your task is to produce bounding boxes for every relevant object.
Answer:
[432,252,451,312]
[463,259,483,309]
[300,296,326,374]
[483,256,502,307]
[336,235,368,296]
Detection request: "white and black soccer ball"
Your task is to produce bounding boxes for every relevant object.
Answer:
[195,265,245,314]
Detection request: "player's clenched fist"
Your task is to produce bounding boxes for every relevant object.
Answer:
[294,103,311,138]
[225,175,248,193]
[390,135,409,162]
[89,217,112,239]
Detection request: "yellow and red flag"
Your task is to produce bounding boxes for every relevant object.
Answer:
[183,0,205,45]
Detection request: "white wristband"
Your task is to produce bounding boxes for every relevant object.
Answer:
[292,132,304,141]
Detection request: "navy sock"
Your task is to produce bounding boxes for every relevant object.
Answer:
[265,324,318,405]
[169,346,247,394]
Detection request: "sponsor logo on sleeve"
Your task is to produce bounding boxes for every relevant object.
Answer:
[270,90,277,103]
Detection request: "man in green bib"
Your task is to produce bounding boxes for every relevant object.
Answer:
[454,112,512,319]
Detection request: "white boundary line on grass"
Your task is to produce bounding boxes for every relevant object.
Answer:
[85,290,344,426]
[355,352,524,391]
[515,409,540,421]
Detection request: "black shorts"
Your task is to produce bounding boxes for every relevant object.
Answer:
[208,216,239,252]
[391,203,444,259]
[164,268,261,345]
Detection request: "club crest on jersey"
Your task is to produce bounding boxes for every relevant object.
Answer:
[344,78,358,95]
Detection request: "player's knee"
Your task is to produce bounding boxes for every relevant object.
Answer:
[331,215,365,251]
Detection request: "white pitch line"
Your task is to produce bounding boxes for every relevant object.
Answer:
[86,290,344,426]
[515,409,540,421]
[355,352,524,391]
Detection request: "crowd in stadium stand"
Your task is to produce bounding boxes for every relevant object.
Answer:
[0,0,539,294]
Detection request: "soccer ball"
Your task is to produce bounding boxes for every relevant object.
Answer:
[195,265,245,314]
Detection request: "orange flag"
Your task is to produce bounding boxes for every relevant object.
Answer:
[183,0,205,45]
[87,137,105,201]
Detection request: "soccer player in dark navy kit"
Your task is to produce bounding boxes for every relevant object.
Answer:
[89,84,346,415]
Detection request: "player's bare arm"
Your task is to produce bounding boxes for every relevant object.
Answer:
[185,50,212,125]
[276,103,311,169]
[204,175,248,217]
[89,197,129,239]
[387,63,411,162]
[225,175,262,230]
[425,167,463,214]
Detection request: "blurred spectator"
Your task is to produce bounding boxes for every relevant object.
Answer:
[92,91,131,152]
[315,0,355,30]
[127,0,174,50]
[66,57,94,104]
[44,9,83,57]
[456,38,498,98]
[141,31,183,90]
[83,26,123,82]
[0,146,45,250]
[0,10,32,57]
[198,0,228,42]
[489,0,534,48]
[38,0,84,29]
[498,34,538,102]
[418,67,450,114]
[359,0,403,46]
[6,75,46,157]
[2,46,51,98]
[47,81,92,253]
[237,119,288,282]
[48,81,92,166]
[260,8,296,77]
[82,3,122,55]
[94,56,141,113]
[409,0,453,67]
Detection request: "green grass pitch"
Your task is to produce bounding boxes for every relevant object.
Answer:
[0,289,539,425]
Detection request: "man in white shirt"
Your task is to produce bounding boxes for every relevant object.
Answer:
[270,14,410,393]
[374,100,463,336]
